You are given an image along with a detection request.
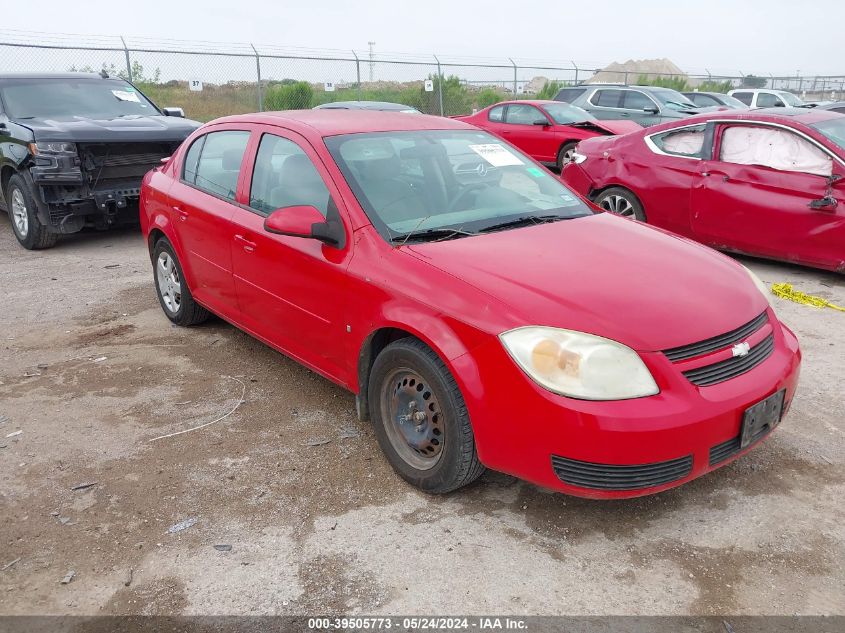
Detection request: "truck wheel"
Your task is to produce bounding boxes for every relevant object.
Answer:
[6,174,58,249]
[152,238,210,326]
[368,338,485,494]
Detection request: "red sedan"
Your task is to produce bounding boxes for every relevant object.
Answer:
[562,108,845,273]
[140,110,800,498]
[455,100,640,170]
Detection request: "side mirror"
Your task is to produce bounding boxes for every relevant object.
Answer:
[162,107,185,118]
[264,205,344,246]
[532,119,551,126]
[643,106,659,114]
[0,122,10,136]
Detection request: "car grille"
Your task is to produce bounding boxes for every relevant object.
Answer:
[663,312,768,361]
[709,420,774,466]
[681,334,775,387]
[551,454,693,490]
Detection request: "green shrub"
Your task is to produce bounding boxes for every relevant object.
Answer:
[264,81,314,110]
[536,80,566,100]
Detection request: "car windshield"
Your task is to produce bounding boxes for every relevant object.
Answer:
[810,118,845,152]
[0,77,158,119]
[539,103,596,124]
[778,92,805,107]
[650,89,698,110]
[325,130,591,242]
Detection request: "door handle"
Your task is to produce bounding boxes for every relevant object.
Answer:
[234,234,257,253]
[173,206,189,221]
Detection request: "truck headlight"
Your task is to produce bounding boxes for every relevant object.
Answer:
[33,142,77,155]
[499,327,659,400]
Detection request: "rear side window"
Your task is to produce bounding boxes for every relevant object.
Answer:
[650,125,706,157]
[756,93,783,108]
[249,134,330,216]
[622,90,656,110]
[554,88,586,103]
[488,105,505,122]
[732,92,753,105]
[190,131,250,201]
[591,89,622,108]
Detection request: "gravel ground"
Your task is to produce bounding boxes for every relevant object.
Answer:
[0,218,842,617]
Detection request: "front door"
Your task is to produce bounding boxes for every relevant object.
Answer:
[691,122,845,268]
[499,103,555,162]
[229,127,353,383]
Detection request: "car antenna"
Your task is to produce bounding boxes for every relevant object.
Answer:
[100,69,109,79]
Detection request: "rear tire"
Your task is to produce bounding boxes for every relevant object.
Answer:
[368,338,484,494]
[152,237,210,326]
[556,142,578,171]
[6,174,58,250]
[594,187,646,221]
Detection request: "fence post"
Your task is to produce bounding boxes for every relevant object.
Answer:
[433,54,444,116]
[571,61,579,85]
[352,50,361,101]
[251,44,262,112]
[120,36,132,81]
[509,58,517,97]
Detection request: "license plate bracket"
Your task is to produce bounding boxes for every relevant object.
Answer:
[740,389,785,449]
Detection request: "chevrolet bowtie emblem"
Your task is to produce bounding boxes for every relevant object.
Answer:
[731,342,751,357]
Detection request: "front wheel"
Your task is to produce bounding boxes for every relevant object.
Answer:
[5,174,58,249]
[368,338,484,494]
[594,187,646,221]
[556,142,579,171]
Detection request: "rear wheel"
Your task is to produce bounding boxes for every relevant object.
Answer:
[556,142,579,171]
[594,187,646,221]
[368,338,484,494]
[152,238,210,326]
[6,174,57,249]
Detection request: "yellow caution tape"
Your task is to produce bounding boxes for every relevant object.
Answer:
[771,283,845,312]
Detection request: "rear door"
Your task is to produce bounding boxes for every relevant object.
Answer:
[690,122,845,267]
[167,127,250,316]
[228,126,353,382]
[499,104,555,161]
[584,88,625,121]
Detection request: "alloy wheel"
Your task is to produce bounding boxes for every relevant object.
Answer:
[156,252,182,313]
[600,194,635,217]
[10,188,28,237]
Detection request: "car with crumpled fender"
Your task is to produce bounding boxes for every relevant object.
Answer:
[140,110,801,498]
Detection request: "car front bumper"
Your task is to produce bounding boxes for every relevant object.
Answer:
[452,312,801,499]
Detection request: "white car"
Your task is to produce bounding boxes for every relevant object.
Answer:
[728,89,806,109]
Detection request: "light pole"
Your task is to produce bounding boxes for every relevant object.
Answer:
[368,41,376,82]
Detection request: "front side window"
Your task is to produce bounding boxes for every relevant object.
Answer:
[719,125,833,176]
[504,104,546,125]
[650,125,706,158]
[249,134,330,216]
[0,78,158,119]
[810,118,845,152]
[325,130,590,242]
[622,90,656,110]
[756,93,783,108]
[190,130,250,201]
[591,89,622,108]
[488,105,505,122]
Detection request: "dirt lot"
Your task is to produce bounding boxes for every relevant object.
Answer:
[0,218,843,617]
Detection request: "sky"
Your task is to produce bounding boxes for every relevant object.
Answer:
[1,0,841,77]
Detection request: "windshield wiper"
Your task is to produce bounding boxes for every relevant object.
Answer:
[390,227,476,244]
[478,214,572,234]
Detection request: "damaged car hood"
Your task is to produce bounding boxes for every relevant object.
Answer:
[568,119,642,135]
[17,114,200,143]
[406,213,768,352]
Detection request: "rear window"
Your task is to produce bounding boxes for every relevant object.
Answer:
[554,88,587,103]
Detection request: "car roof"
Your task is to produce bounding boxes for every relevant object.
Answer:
[675,107,842,126]
[209,109,473,136]
[314,101,418,111]
[0,72,123,81]
[683,91,726,97]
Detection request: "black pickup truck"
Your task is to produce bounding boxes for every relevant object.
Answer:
[0,73,200,249]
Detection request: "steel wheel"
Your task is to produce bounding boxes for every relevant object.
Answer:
[600,194,635,217]
[380,368,444,470]
[10,188,28,237]
[156,251,182,314]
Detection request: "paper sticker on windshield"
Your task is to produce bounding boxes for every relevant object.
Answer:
[469,144,523,167]
[112,90,140,103]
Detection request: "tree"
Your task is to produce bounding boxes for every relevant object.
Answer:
[697,79,735,93]
[536,80,566,100]
[264,81,314,110]
[636,74,689,91]
[741,74,768,88]
[475,87,503,109]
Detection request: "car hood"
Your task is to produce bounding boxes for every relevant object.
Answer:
[406,213,767,351]
[573,119,642,135]
[17,114,200,143]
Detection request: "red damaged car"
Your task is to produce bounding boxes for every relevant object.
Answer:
[456,100,640,170]
[141,110,800,498]
[563,108,845,273]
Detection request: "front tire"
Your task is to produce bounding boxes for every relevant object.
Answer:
[556,142,578,171]
[594,187,646,221]
[6,174,58,249]
[368,338,484,494]
[152,238,210,326]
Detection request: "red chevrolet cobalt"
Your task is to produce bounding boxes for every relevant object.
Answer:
[140,111,801,498]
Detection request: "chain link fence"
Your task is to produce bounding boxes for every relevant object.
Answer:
[2,30,844,122]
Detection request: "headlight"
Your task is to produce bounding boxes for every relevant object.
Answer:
[499,327,659,400]
[33,142,77,155]
[742,266,773,308]
[570,151,587,164]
